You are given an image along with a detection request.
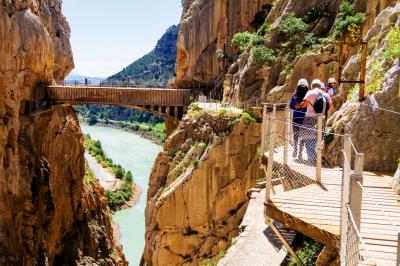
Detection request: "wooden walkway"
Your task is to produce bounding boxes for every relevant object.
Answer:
[263,147,400,266]
[35,85,191,119]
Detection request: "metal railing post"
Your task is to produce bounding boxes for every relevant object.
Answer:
[284,107,291,165]
[265,105,277,202]
[261,104,268,155]
[351,153,364,229]
[316,114,324,183]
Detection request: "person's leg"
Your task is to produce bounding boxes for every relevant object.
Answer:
[303,117,317,163]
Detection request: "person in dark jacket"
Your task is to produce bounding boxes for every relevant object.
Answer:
[290,79,308,158]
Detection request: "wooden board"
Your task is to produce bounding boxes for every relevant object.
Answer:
[263,146,399,265]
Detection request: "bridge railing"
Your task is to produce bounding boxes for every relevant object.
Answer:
[261,103,378,265]
[57,79,168,88]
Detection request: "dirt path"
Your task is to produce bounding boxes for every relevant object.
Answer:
[218,189,296,266]
[85,152,121,190]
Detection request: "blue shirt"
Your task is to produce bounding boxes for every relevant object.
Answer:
[290,95,307,122]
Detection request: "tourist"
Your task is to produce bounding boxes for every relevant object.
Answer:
[290,79,308,158]
[295,79,333,163]
[85,77,88,86]
[324,78,338,98]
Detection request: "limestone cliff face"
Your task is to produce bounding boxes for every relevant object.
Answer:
[0,1,125,265]
[174,0,273,88]
[325,3,400,172]
[143,110,261,265]
[221,0,399,171]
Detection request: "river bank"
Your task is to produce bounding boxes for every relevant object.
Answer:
[81,125,162,265]
[80,118,166,145]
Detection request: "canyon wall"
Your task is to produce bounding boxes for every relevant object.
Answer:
[0,1,125,265]
[174,0,273,88]
[143,110,261,265]
[175,0,399,171]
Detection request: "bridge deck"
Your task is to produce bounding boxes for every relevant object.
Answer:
[38,85,191,119]
[264,147,400,266]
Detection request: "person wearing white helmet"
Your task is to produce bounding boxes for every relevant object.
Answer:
[324,78,338,97]
[295,79,333,163]
[289,79,308,157]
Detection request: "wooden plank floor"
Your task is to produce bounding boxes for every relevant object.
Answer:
[264,146,399,266]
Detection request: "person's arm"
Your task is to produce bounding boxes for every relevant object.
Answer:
[295,100,309,109]
[290,97,296,110]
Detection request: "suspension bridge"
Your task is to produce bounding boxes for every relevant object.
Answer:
[261,104,399,266]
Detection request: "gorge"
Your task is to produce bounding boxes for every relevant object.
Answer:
[1,0,399,265]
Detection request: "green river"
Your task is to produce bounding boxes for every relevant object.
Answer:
[81,125,162,265]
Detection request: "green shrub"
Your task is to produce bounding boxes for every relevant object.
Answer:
[333,1,365,39]
[88,115,98,126]
[105,182,133,209]
[215,49,225,61]
[366,61,384,94]
[251,46,277,66]
[257,23,272,36]
[278,14,308,41]
[125,171,133,184]
[231,32,261,53]
[288,239,323,266]
[113,165,125,179]
[241,112,257,123]
[193,158,200,167]
[227,118,241,130]
[189,103,202,111]
[218,108,228,116]
[382,26,400,62]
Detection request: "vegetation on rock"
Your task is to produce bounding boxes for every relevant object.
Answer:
[333,1,365,39]
[283,235,324,266]
[83,134,135,209]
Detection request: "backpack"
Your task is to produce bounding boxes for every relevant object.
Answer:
[313,91,330,115]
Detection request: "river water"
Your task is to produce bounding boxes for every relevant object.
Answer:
[81,125,162,265]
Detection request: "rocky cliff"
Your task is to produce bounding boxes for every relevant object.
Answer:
[175,0,399,171]
[143,108,261,265]
[174,0,273,88]
[0,1,125,265]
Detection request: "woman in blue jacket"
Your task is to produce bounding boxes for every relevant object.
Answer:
[290,79,308,158]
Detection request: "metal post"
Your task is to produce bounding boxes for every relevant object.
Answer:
[316,114,324,183]
[351,153,364,229]
[265,105,277,202]
[284,107,291,165]
[343,135,352,169]
[261,104,268,155]
[338,42,343,84]
[359,42,367,102]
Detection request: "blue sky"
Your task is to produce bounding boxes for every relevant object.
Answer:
[63,0,182,78]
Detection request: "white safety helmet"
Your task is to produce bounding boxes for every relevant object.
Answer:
[328,78,337,84]
[297,79,309,87]
[311,79,322,87]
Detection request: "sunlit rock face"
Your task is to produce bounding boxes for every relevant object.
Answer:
[0,1,125,264]
[174,0,273,88]
[143,111,261,265]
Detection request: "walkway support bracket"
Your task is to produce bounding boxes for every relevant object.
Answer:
[266,218,305,266]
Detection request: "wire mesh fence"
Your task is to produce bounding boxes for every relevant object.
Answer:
[262,104,332,193]
[261,103,386,265]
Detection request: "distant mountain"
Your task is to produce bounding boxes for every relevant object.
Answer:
[76,25,179,126]
[107,25,179,87]
[66,73,105,85]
